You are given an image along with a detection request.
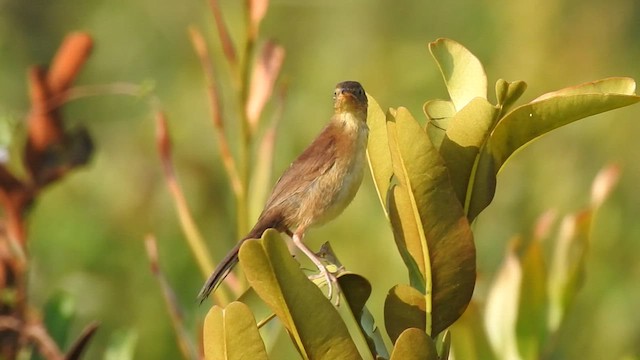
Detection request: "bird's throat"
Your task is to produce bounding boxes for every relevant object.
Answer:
[334,109,368,134]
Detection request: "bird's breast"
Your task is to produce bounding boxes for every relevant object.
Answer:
[309,115,369,227]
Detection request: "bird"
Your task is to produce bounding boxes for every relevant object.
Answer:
[197,81,369,303]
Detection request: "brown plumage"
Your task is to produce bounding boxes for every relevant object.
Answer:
[197,81,368,303]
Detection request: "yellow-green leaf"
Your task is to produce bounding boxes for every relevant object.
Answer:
[339,273,389,359]
[484,243,522,360]
[388,186,428,293]
[548,165,619,331]
[533,77,636,102]
[384,284,427,343]
[449,302,497,360]
[516,241,548,360]
[390,328,438,360]
[203,302,268,360]
[429,38,487,111]
[387,107,476,335]
[423,99,456,148]
[439,97,498,208]
[468,81,640,221]
[238,230,361,360]
[495,79,528,113]
[366,95,393,216]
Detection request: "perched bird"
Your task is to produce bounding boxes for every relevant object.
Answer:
[197,81,369,303]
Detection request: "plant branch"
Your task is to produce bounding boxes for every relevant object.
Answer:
[145,235,201,359]
[189,27,248,236]
[155,111,215,278]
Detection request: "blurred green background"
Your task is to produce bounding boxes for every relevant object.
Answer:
[1,0,639,358]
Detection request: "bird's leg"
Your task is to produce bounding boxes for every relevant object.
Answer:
[292,231,339,302]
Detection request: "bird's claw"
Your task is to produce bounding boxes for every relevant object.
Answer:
[308,263,341,306]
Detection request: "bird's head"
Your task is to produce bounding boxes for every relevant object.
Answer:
[333,81,368,115]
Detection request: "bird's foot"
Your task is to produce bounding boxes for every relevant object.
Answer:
[308,263,342,306]
[293,233,342,305]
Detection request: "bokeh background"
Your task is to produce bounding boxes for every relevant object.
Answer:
[1,0,639,358]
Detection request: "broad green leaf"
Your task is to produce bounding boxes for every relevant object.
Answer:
[385,284,427,343]
[423,100,457,121]
[484,244,522,360]
[338,273,387,359]
[439,97,498,209]
[429,38,487,111]
[495,79,528,114]
[516,241,548,360]
[388,183,429,294]
[238,287,274,328]
[387,112,429,293]
[449,302,497,360]
[423,99,456,148]
[239,230,361,360]
[533,77,636,102]
[366,94,393,216]
[387,107,476,335]
[390,328,438,360]
[238,286,289,355]
[339,273,371,320]
[468,86,640,221]
[203,302,268,360]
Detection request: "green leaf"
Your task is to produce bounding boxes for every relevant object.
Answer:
[239,230,361,360]
[548,214,591,333]
[532,77,636,101]
[238,287,275,327]
[386,107,476,335]
[484,243,522,360]
[468,79,640,221]
[439,97,498,208]
[339,273,371,320]
[516,241,548,360]
[366,94,393,216]
[423,100,456,148]
[495,79,527,113]
[449,302,497,360]
[338,273,389,359]
[547,165,619,330]
[429,38,487,111]
[388,183,428,294]
[390,328,438,360]
[385,284,427,343]
[203,302,268,360]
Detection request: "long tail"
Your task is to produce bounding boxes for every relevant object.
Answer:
[196,239,245,304]
[197,213,286,303]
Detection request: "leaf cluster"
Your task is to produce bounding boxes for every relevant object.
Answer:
[201,38,639,359]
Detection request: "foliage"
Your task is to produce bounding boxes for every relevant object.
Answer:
[451,165,620,359]
[2,1,639,360]
[197,37,638,359]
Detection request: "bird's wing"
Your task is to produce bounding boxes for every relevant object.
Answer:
[263,122,338,211]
